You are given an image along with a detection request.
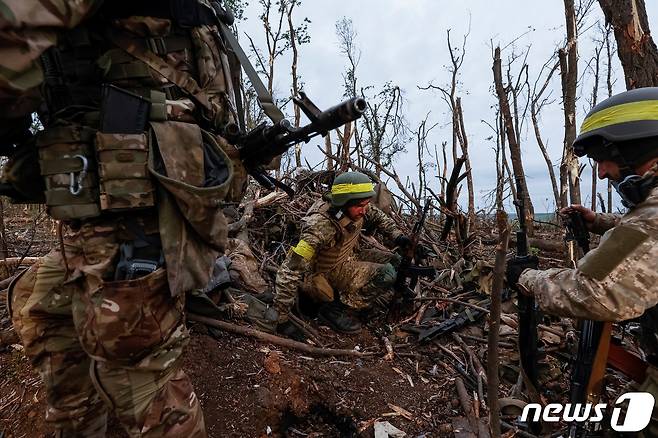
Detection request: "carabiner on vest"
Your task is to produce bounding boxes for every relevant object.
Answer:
[69,154,89,196]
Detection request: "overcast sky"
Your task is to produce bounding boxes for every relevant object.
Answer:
[236,1,658,213]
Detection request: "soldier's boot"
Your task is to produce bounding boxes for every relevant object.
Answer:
[318,302,362,333]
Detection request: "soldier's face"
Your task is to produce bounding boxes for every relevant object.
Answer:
[598,157,658,180]
[597,160,622,180]
[345,199,370,220]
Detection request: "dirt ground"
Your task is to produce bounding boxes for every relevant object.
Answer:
[1,317,459,438]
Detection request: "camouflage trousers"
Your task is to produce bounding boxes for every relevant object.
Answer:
[9,220,205,437]
[304,249,398,309]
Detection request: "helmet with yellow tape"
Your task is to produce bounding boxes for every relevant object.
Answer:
[574,87,658,168]
[327,171,376,207]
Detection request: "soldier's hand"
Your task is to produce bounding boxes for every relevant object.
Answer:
[559,204,596,224]
[505,255,539,289]
[394,235,412,250]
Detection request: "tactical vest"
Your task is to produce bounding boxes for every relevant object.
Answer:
[310,202,363,273]
[32,0,243,220]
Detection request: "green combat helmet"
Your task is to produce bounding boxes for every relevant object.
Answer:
[327,171,376,207]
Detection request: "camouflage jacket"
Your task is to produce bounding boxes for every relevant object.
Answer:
[519,185,658,321]
[273,202,402,321]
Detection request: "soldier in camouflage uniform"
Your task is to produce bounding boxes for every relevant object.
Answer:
[272,171,409,335]
[507,87,658,437]
[0,1,246,436]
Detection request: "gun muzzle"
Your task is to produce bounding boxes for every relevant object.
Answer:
[315,97,367,132]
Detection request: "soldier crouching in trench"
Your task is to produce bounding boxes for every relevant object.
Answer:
[262,171,413,338]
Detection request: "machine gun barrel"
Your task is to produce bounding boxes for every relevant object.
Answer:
[226,96,366,172]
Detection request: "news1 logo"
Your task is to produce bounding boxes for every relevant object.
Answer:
[520,392,655,432]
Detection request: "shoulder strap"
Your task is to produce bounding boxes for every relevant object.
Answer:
[217,22,284,124]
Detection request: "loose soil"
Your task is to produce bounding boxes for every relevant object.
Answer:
[1,319,457,438]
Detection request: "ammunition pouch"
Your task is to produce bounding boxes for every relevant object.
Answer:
[96,132,155,211]
[36,124,101,220]
[301,273,335,303]
[34,122,158,220]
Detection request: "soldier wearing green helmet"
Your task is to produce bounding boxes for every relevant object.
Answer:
[269,171,410,336]
[506,87,658,437]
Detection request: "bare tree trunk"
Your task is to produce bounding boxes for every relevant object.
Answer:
[498,112,517,203]
[435,142,448,222]
[589,31,605,211]
[493,47,534,234]
[559,0,582,208]
[456,98,475,234]
[598,0,658,88]
[530,99,560,209]
[286,0,302,168]
[336,122,353,171]
[324,133,334,171]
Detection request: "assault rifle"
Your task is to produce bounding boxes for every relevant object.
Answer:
[389,200,436,319]
[417,289,512,342]
[224,92,366,197]
[565,211,613,438]
[514,178,541,434]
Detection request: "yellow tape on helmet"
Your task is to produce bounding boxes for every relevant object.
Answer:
[581,100,658,134]
[330,182,374,195]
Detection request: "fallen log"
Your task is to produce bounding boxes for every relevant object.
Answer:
[188,313,372,358]
[484,235,565,253]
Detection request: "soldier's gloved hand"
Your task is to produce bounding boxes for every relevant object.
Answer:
[276,320,306,342]
[505,255,539,289]
[414,243,432,261]
[395,235,413,250]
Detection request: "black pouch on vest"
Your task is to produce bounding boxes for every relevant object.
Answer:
[100,84,150,134]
